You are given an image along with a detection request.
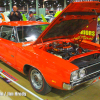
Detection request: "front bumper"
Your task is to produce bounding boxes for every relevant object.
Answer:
[63,72,100,90]
[64,53,100,90]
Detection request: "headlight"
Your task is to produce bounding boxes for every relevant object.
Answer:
[71,71,78,82]
[79,69,86,78]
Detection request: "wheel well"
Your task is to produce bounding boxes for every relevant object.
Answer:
[23,64,33,75]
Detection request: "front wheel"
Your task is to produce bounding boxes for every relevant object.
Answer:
[28,68,52,95]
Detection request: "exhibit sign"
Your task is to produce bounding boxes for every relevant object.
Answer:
[73,19,97,42]
[0,68,18,83]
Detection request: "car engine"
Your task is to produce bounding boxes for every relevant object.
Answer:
[45,41,91,60]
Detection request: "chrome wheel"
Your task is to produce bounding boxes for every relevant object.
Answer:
[29,68,52,94]
[30,69,43,89]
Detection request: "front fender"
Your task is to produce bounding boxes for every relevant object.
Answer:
[30,49,78,89]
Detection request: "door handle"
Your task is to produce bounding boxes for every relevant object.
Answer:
[11,55,14,57]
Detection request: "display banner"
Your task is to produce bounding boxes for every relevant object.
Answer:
[0,68,18,83]
[72,19,97,42]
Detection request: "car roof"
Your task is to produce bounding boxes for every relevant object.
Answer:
[0,21,49,26]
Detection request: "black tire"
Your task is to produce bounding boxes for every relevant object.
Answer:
[28,67,52,95]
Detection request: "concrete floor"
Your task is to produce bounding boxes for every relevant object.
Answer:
[0,42,100,100]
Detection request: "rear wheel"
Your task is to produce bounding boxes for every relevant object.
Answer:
[28,67,52,95]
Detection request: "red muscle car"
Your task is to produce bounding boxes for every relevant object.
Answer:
[0,2,100,95]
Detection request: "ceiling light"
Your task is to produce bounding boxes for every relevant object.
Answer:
[4,3,6,6]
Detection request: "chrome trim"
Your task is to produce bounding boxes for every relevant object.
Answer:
[71,76,98,89]
[64,75,100,90]
[70,61,100,83]
[82,61,100,70]
[0,26,3,37]
[63,83,72,90]
[30,69,43,89]
[71,70,100,84]
[14,27,19,42]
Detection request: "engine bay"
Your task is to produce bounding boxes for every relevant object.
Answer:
[41,40,91,60]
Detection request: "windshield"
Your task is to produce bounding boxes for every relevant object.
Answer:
[17,24,49,42]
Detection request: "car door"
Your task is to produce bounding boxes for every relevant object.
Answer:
[0,26,16,67]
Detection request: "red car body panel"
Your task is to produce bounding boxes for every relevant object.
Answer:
[0,2,100,90]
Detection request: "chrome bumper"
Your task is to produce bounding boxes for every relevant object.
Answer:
[63,75,100,90]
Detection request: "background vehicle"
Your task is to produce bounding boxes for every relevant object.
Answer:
[0,13,10,22]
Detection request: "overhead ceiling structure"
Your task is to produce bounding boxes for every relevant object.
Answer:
[1,0,99,8]
[0,0,70,8]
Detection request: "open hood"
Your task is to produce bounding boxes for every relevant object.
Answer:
[34,2,100,44]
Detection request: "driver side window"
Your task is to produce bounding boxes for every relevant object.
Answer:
[1,26,15,42]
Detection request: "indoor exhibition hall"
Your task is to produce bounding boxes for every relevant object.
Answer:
[0,0,100,100]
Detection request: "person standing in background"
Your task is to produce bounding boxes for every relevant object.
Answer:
[29,11,36,21]
[9,6,22,21]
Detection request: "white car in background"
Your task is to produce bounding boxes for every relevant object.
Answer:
[3,13,10,22]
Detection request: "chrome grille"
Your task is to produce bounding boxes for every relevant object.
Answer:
[84,62,100,75]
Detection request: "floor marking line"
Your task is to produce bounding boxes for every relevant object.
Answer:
[0,70,44,100]
[8,84,32,100]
